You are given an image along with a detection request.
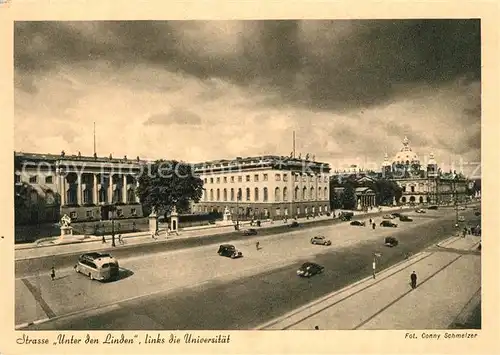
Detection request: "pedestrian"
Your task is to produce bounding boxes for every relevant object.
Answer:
[410,271,417,289]
[118,234,123,244]
[369,218,372,225]
[372,222,376,230]
[50,266,56,281]
[152,233,156,239]
[102,236,106,244]
[256,241,260,250]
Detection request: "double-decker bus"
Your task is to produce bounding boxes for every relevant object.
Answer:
[74,252,120,281]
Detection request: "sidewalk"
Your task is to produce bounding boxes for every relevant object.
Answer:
[14,206,415,261]
[257,234,481,330]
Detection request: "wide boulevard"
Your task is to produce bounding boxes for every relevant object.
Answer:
[16,207,479,330]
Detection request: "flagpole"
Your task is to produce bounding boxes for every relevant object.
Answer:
[93,122,96,156]
[293,131,296,159]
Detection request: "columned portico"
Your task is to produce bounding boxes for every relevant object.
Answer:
[77,173,82,205]
[108,174,114,204]
[93,174,98,204]
[122,175,127,203]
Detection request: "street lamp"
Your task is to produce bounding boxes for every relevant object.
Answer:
[372,252,382,279]
[110,203,116,247]
[236,190,241,229]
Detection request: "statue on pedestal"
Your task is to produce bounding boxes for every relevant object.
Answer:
[59,214,73,237]
[357,198,362,211]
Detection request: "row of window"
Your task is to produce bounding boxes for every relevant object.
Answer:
[203,173,329,184]
[69,208,137,220]
[197,205,330,216]
[203,186,329,202]
[15,175,53,184]
[16,174,137,185]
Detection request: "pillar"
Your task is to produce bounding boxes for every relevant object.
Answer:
[135,179,140,203]
[170,206,179,233]
[108,174,114,203]
[93,174,98,204]
[77,173,82,205]
[60,174,66,206]
[122,175,127,203]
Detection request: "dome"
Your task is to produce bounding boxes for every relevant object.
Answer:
[392,136,420,165]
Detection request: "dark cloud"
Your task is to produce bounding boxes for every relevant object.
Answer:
[144,108,202,126]
[15,20,481,113]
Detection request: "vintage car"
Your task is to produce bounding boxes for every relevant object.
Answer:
[399,215,413,222]
[384,236,399,247]
[382,214,396,219]
[241,228,258,236]
[415,208,426,213]
[289,221,300,228]
[296,262,324,278]
[427,205,439,210]
[217,244,243,259]
[380,220,398,228]
[391,212,402,218]
[350,220,366,226]
[310,235,332,246]
[339,212,354,221]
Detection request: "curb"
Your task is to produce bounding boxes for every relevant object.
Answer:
[15,317,50,330]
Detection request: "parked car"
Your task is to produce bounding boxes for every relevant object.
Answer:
[242,228,258,236]
[458,215,465,222]
[380,220,398,228]
[474,211,481,216]
[310,235,332,246]
[339,212,354,221]
[391,213,402,218]
[458,206,466,210]
[296,262,324,278]
[350,220,366,226]
[428,205,439,210]
[217,244,243,259]
[399,215,413,222]
[382,214,395,219]
[289,221,300,228]
[384,236,399,247]
[415,208,426,213]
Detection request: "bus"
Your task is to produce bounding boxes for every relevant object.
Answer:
[74,252,120,281]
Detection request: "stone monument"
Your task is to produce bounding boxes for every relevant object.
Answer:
[60,214,73,237]
[357,198,362,211]
[170,205,179,234]
[149,207,158,234]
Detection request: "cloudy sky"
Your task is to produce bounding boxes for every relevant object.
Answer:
[14,20,481,173]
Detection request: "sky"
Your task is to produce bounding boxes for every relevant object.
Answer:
[14,20,481,175]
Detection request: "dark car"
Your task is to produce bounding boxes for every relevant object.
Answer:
[242,228,258,236]
[415,208,426,213]
[399,215,413,222]
[380,220,398,228]
[310,235,332,246]
[296,262,324,277]
[289,221,300,228]
[428,205,439,210]
[391,212,402,218]
[339,212,354,221]
[350,220,366,226]
[217,244,243,259]
[384,236,399,247]
[474,211,481,216]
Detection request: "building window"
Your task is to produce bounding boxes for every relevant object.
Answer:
[238,176,242,182]
[86,210,93,218]
[223,188,227,201]
[83,189,92,204]
[45,175,53,184]
[276,208,281,216]
[310,187,315,200]
[224,177,227,183]
[254,187,259,201]
[302,187,307,200]
[318,187,322,200]
[324,188,328,200]
[410,186,415,192]
[15,174,21,183]
[231,176,235,183]
[216,189,220,201]
[283,174,288,182]
[275,187,281,202]
[254,174,259,182]
[204,178,207,183]
[246,188,251,201]
[29,175,37,183]
[246,175,251,182]
[204,190,208,201]
[294,174,299,182]
[263,187,268,202]
[210,177,214,183]
[295,186,299,200]
[210,189,214,201]
[402,186,406,192]
[302,175,307,182]
[230,188,235,201]
[70,211,77,219]
[275,174,281,181]
[263,174,268,181]
[237,188,242,201]
[283,187,288,201]
[216,177,220,183]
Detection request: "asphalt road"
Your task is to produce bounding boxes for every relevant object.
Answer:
[25,209,480,330]
[15,208,412,277]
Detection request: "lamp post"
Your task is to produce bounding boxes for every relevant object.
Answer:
[236,190,241,229]
[372,252,382,279]
[110,204,116,247]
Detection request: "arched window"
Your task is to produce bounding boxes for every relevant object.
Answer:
[210,189,214,201]
[310,187,315,200]
[283,187,288,201]
[324,188,328,200]
[216,189,220,201]
[294,186,299,200]
[246,188,251,201]
[237,188,242,201]
[230,188,235,201]
[302,187,307,200]
[263,187,268,202]
[318,187,322,200]
[275,187,281,202]
[128,188,135,203]
[254,187,259,201]
[223,188,227,201]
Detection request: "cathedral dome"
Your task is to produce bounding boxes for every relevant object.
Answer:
[393,136,420,165]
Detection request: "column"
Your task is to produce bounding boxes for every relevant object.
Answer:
[108,174,114,203]
[77,173,82,205]
[60,174,66,206]
[93,174,98,204]
[122,175,128,203]
[135,179,140,203]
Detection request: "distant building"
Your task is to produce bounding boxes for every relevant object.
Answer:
[192,155,331,219]
[15,151,144,225]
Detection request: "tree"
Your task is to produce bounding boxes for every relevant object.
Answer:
[136,160,203,215]
[341,184,356,210]
[374,179,402,205]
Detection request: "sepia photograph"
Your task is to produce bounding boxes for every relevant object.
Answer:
[2,2,498,353]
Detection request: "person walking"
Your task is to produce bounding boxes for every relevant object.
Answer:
[101,235,106,244]
[256,241,260,250]
[410,271,417,289]
[50,266,56,281]
[118,234,124,244]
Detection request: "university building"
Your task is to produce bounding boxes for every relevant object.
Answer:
[15,151,144,225]
[192,155,331,219]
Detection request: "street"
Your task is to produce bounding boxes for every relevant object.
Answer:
[17,207,479,330]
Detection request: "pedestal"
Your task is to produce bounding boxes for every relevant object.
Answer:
[149,211,158,234]
[60,226,73,237]
[170,207,179,233]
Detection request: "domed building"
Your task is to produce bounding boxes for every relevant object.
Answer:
[382,137,468,205]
